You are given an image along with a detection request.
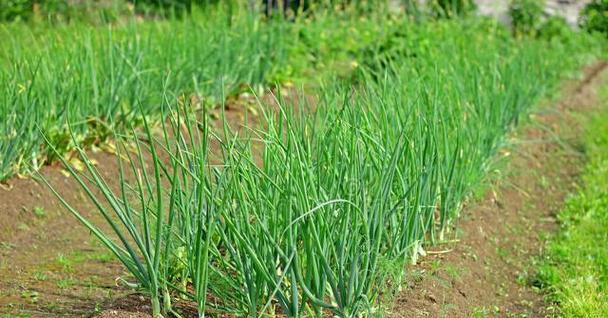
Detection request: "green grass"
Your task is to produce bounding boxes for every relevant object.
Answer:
[537,87,608,318]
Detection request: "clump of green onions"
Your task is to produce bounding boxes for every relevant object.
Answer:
[40,16,603,318]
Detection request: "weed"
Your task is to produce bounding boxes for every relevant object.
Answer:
[33,207,46,218]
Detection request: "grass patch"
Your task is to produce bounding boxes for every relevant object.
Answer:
[537,85,608,317]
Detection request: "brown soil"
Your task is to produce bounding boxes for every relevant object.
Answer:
[388,62,608,318]
[0,150,128,317]
[0,64,606,318]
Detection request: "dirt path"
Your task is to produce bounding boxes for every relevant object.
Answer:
[0,151,129,317]
[389,62,608,318]
[0,63,606,318]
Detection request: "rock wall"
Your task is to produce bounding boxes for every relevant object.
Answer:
[399,0,593,26]
[476,0,592,26]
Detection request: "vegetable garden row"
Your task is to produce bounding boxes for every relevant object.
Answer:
[1,2,606,317]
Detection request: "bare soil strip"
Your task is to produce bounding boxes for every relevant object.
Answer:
[0,63,606,317]
[390,62,608,318]
[0,151,127,317]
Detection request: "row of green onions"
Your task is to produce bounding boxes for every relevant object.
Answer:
[38,14,604,318]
